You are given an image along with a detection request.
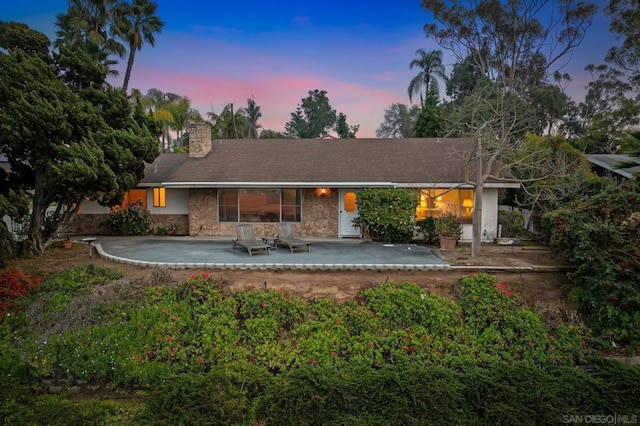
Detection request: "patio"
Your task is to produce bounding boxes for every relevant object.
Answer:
[93,236,450,271]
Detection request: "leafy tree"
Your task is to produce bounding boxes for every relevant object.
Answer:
[407,48,446,107]
[335,113,359,138]
[413,81,445,137]
[605,0,640,86]
[376,103,420,138]
[445,55,481,105]
[117,0,164,92]
[423,0,597,95]
[511,134,605,227]
[528,84,572,137]
[0,22,158,253]
[285,89,358,138]
[421,0,597,256]
[285,89,336,138]
[259,129,288,139]
[573,64,640,153]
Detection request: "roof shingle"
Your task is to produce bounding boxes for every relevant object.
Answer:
[140,138,513,187]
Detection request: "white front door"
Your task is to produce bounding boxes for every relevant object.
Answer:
[339,189,361,237]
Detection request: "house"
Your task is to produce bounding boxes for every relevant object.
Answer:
[588,153,640,186]
[68,122,519,241]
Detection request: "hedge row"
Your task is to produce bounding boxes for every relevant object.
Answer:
[132,361,640,425]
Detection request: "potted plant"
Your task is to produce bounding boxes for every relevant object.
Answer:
[166,224,178,236]
[435,212,462,252]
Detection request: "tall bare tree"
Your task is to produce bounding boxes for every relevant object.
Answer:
[422,0,597,256]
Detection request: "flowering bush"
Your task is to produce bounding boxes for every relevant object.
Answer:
[0,268,42,319]
[109,201,152,236]
[543,177,640,347]
[4,272,592,386]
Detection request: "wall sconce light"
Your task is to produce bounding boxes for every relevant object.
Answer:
[315,187,331,197]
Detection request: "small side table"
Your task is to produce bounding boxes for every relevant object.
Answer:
[262,237,279,250]
[81,237,97,259]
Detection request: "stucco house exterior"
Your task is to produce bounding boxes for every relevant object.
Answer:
[67,123,519,241]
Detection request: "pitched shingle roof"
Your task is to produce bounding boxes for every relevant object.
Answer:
[140,138,517,188]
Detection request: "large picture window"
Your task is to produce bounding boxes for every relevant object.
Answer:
[416,188,474,224]
[218,188,301,222]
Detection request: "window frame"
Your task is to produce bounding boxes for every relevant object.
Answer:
[218,188,302,223]
[416,188,474,224]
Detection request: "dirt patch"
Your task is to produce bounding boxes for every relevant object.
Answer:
[7,241,575,314]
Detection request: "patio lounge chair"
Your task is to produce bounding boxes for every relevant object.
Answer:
[232,224,271,256]
[276,223,311,253]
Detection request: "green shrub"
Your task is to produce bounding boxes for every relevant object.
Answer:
[109,201,152,236]
[457,274,591,365]
[135,363,271,425]
[0,377,141,425]
[416,217,439,244]
[256,362,640,425]
[5,272,591,387]
[353,188,418,243]
[543,177,640,346]
[36,264,123,313]
[3,362,639,425]
[498,209,525,237]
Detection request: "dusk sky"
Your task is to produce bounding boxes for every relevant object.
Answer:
[2,1,614,137]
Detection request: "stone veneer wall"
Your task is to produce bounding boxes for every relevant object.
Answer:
[64,214,112,235]
[188,122,212,158]
[188,188,340,237]
[150,215,189,235]
[63,213,190,236]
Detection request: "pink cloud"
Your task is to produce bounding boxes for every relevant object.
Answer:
[127,66,405,137]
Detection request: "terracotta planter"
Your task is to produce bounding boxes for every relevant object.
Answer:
[439,236,457,252]
[63,239,72,249]
[166,230,176,236]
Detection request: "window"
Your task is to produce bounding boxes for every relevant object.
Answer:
[124,189,147,210]
[153,188,166,207]
[416,189,474,224]
[219,188,301,222]
[110,189,147,213]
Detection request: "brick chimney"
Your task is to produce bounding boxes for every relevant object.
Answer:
[188,122,212,158]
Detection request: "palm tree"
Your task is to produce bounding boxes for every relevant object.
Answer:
[55,0,124,53]
[118,0,164,92]
[54,0,125,83]
[407,48,446,107]
[239,96,263,138]
[208,103,246,139]
[167,96,202,139]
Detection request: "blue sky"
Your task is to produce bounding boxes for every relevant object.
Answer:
[1,1,613,137]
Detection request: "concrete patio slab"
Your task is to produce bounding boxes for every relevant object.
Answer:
[93,236,450,271]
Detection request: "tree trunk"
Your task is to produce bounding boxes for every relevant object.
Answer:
[471,137,483,257]
[122,47,136,93]
[29,203,46,255]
